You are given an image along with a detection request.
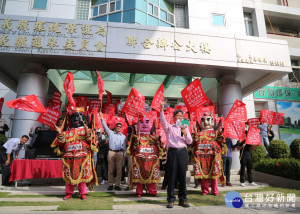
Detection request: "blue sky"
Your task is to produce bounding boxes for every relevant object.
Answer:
[277,101,300,120]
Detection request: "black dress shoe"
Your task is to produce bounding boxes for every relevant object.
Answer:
[125,187,129,191]
[179,201,190,208]
[115,186,121,191]
[107,186,113,191]
[166,202,174,208]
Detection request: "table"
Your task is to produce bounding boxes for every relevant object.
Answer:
[9,159,63,187]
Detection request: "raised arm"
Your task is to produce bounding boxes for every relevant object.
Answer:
[100,112,113,136]
[159,101,170,133]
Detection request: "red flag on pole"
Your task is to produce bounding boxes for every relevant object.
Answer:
[75,96,88,109]
[260,109,276,124]
[64,72,75,107]
[106,90,112,104]
[151,84,164,112]
[245,126,261,145]
[247,118,260,126]
[272,112,284,125]
[181,78,210,113]
[224,119,245,141]
[37,108,61,128]
[226,99,247,122]
[122,88,145,117]
[195,106,215,124]
[96,71,105,100]
[6,94,47,113]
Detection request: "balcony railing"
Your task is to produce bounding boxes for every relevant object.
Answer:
[267,32,300,49]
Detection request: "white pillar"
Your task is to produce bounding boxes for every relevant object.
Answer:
[219,74,242,170]
[11,64,49,159]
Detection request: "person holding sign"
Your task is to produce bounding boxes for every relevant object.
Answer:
[160,102,192,208]
[126,116,165,197]
[237,130,258,187]
[51,107,98,200]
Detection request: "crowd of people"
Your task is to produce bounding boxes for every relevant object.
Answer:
[0,100,278,208]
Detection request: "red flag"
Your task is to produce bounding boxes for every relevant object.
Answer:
[166,107,175,114]
[248,118,260,126]
[151,84,164,112]
[181,78,210,113]
[216,117,225,127]
[96,71,105,100]
[122,88,145,117]
[272,112,284,125]
[88,99,101,112]
[226,99,247,122]
[175,105,188,114]
[245,126,261,145]
[112,116,128,135]
[37,108,61,128]
[6,94,47,113]
[75,96,88,109]
[224,120,245,141]
[156,128,167,144]
[195,106,215,124]
[260,109,276,124]
[53,91,61,103]
[0,97,4,114]
[106,90,112,104]
[64,72,75,107]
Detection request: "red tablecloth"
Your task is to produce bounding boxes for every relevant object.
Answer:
[9,159,63,182]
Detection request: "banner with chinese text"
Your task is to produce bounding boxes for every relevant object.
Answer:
[181,78,210,113]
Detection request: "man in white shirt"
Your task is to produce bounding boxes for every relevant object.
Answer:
[0,135,29,186]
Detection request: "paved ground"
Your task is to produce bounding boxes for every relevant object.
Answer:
[0,180,299,214]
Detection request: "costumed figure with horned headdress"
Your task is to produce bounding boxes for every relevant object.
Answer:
[191,112,225,196]
[127,117,165,197]
[51,107,98,200]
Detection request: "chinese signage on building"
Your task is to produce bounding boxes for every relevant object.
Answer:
[254,86,300,101]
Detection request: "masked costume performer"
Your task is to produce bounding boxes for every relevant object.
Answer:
[51,107,98,200]
[191,112,224,196]
[127,117,165,197]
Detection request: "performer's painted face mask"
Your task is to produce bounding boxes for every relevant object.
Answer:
[70,112,86,128]
[138,117,151,134]
[200,115,214,130]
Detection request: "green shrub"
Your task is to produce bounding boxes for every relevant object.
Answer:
[0,134,8,149]
[268,140,290,159]
[254,158,300,180]
[290,139,300,160]
[251,145,266,163]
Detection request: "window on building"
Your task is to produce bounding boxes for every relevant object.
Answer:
[279,27,298,36]
[244,13,254,36]
[289,60,300,82]
[99,4,107,15]
[174,4,188,28]
[149,3,158,17]
[160,9,167,21]
[0,0,6,14]
[212,14,225,26]
[32,0,47,10]
[110,2,116,12]
[76,0,90,20]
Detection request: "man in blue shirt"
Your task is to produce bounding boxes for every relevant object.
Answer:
[258,121,269,152]
[100,112,126,191]
[221,137,238,187]
[0,135,29,186]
